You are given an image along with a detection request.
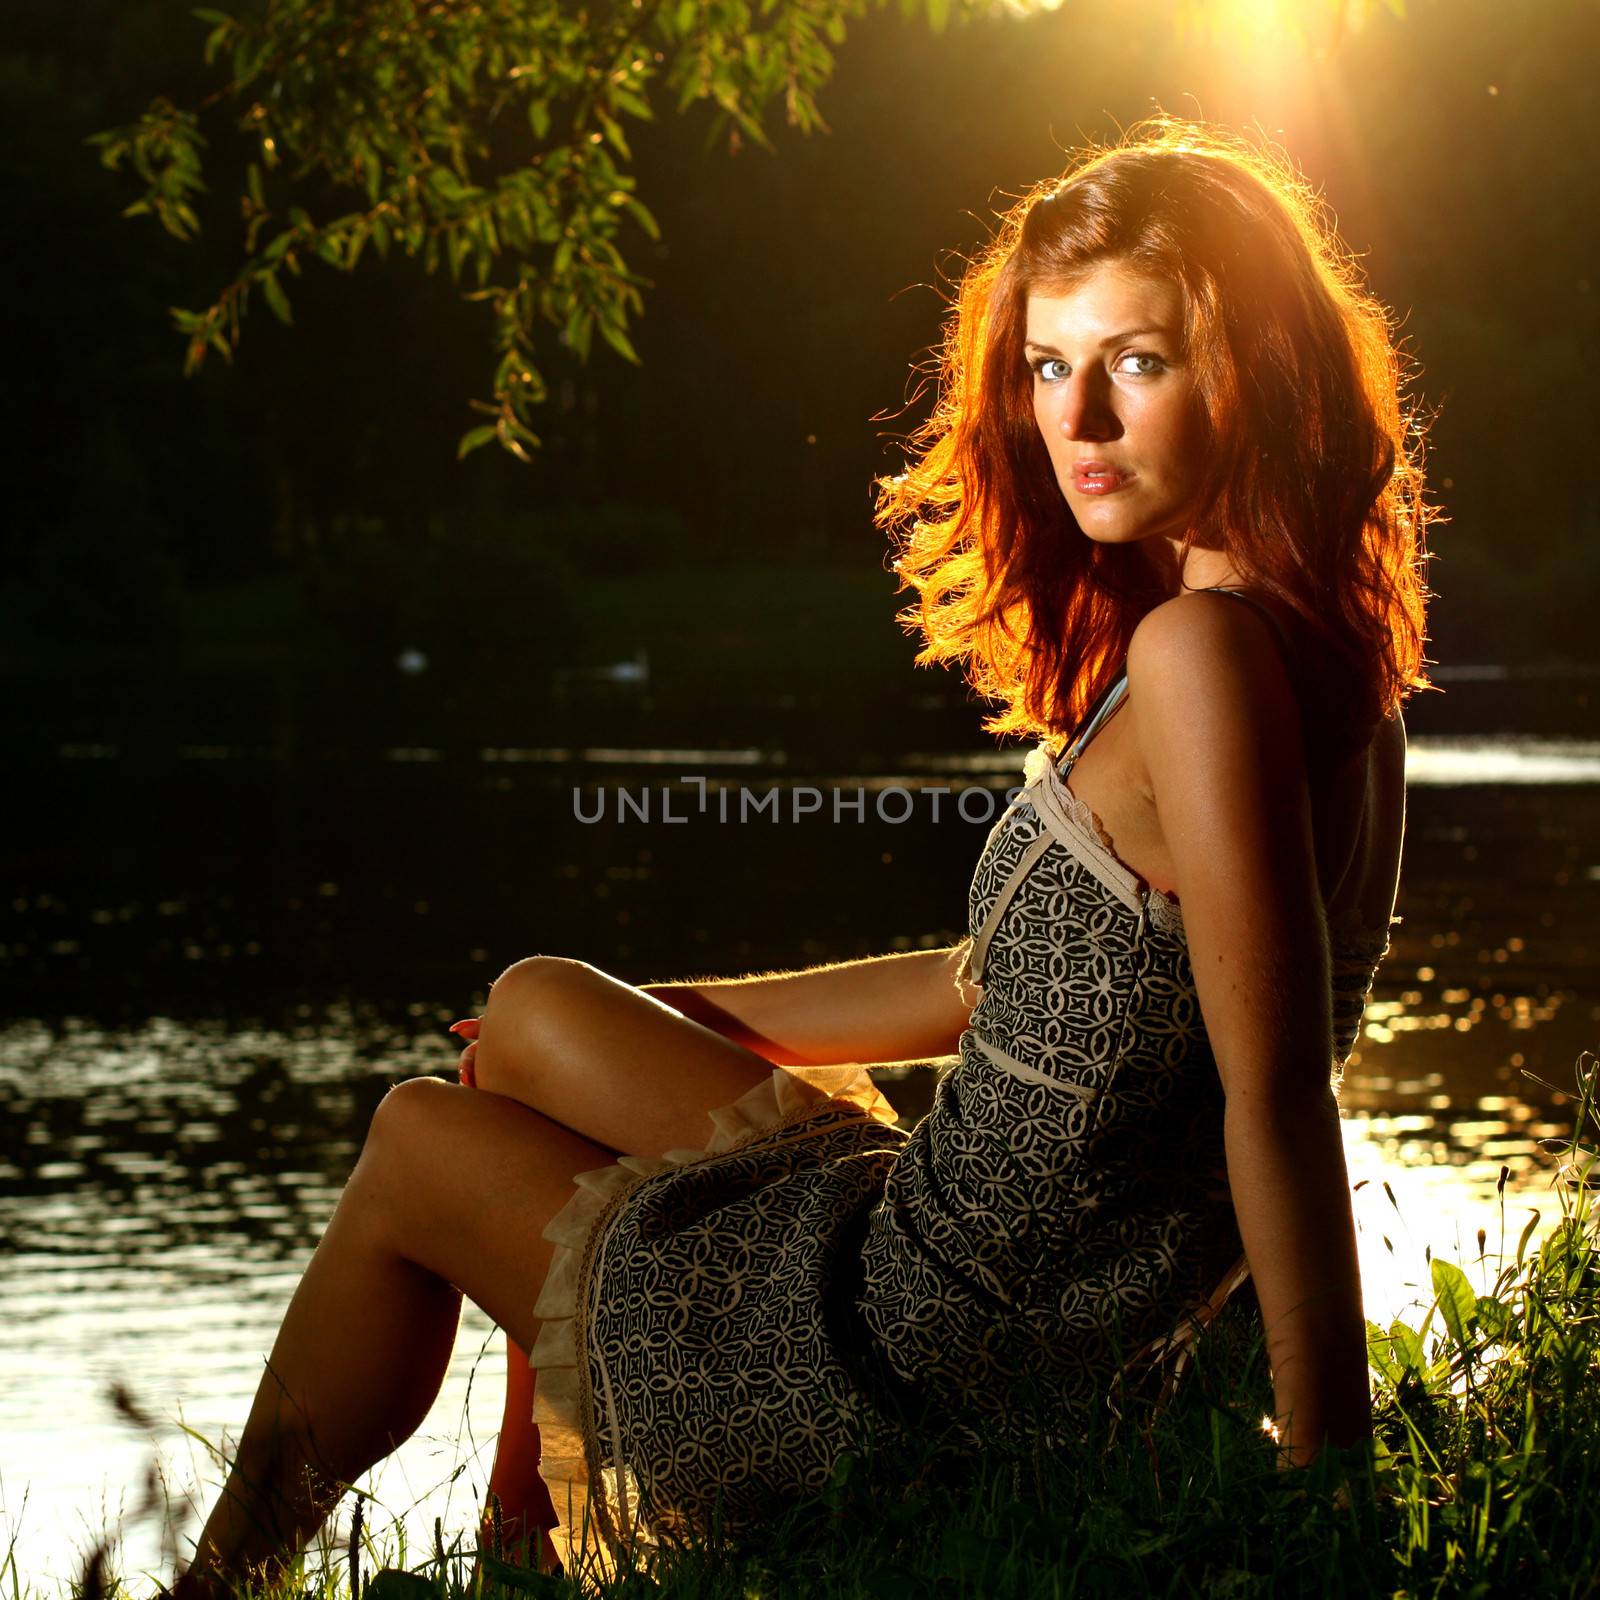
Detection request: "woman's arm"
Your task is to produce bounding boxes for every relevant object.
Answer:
[1129,594,1371,1466]
[643,943,976,1068]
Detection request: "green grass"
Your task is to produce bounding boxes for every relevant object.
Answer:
[29,1051,1600,1600]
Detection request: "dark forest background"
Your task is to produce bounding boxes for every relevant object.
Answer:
[4,0,1597,730]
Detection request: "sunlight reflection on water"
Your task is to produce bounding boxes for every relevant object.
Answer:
[0,1016,503,1588]
[47,734,1600,785]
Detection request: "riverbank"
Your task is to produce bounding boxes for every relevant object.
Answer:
[42,1079,1600,1597]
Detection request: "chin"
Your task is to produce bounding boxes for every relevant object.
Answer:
[1072,517,1152,547]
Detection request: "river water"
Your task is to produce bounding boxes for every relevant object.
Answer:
[3,672,1598,1588]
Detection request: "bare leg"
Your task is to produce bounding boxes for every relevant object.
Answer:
[473,957,778,1155]
[450,1033,560,1564]
[458,959,780,1568]
[174,1077,613,1597]
[479,1336,557,1564]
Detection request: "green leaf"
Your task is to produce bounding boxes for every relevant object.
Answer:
[1431,1258,1476,1350]
[456,423,499,460]
[619,194,660,241]
[1475,1294,1510,1341]
[595,109,631,160]
[611,87,654,121]
[1515,1209,1540,1265]
[563,307,593,361]
[527,100,551,141]
[158,203,197,241]
[493,347,530,391]
[1365,1321,1402,1384]
[428,167,464,203]
[1539,1218,1584,1277]
[598,319,640,363]
[246,162,264,207]
[259,269,292,324]
[1389,1319,1425,1374]
[201,21,232,67]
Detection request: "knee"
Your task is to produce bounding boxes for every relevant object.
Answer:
[474,955,601,1095]
[483,954,596,1018]
[352,1075,462,1231]
[367,1073,455,1159]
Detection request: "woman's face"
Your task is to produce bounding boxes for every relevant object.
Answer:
[1025,260,1206,559]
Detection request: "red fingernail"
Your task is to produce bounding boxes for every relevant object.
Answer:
[448,1020,471,1036]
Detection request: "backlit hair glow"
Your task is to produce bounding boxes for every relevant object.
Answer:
[875,116,1435,760]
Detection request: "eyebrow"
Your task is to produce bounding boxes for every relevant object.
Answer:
[1023,327,1175,355]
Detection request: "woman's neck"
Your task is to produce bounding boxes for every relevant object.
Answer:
[1140,537,1244,596]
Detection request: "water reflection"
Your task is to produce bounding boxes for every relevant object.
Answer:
[0,1013,501,1588]
[46,734,1600,784]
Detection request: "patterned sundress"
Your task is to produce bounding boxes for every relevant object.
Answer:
[527,590,1395,1577]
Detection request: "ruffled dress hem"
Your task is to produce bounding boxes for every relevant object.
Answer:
[527,1061,901,1577]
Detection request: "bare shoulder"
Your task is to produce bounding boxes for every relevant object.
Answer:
[1125,589,1298,729]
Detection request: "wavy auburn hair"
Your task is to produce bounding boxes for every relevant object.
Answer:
[875,117,1434,763]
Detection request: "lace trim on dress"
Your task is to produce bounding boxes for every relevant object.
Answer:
[1023,741,1187,938]
[529,1061,901,1581]
[1028,738,1397,981]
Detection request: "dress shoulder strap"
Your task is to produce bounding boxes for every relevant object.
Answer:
[1059,590,1290,775]
[1059,665,1129,769]
[1197,586,1295,666]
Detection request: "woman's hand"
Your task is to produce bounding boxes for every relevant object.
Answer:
[449,1017,481,1088]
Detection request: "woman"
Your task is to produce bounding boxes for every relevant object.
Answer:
[172,117,1430,1593]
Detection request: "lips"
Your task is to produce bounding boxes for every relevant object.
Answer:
[1070,461,1130,494]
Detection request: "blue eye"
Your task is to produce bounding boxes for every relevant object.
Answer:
[1116,351,1167,377]
[1031,357,1070,382]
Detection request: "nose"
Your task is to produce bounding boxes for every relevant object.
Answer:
[1057,372,1120,443]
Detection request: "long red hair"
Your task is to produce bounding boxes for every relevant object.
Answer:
[875,116,1434,763]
